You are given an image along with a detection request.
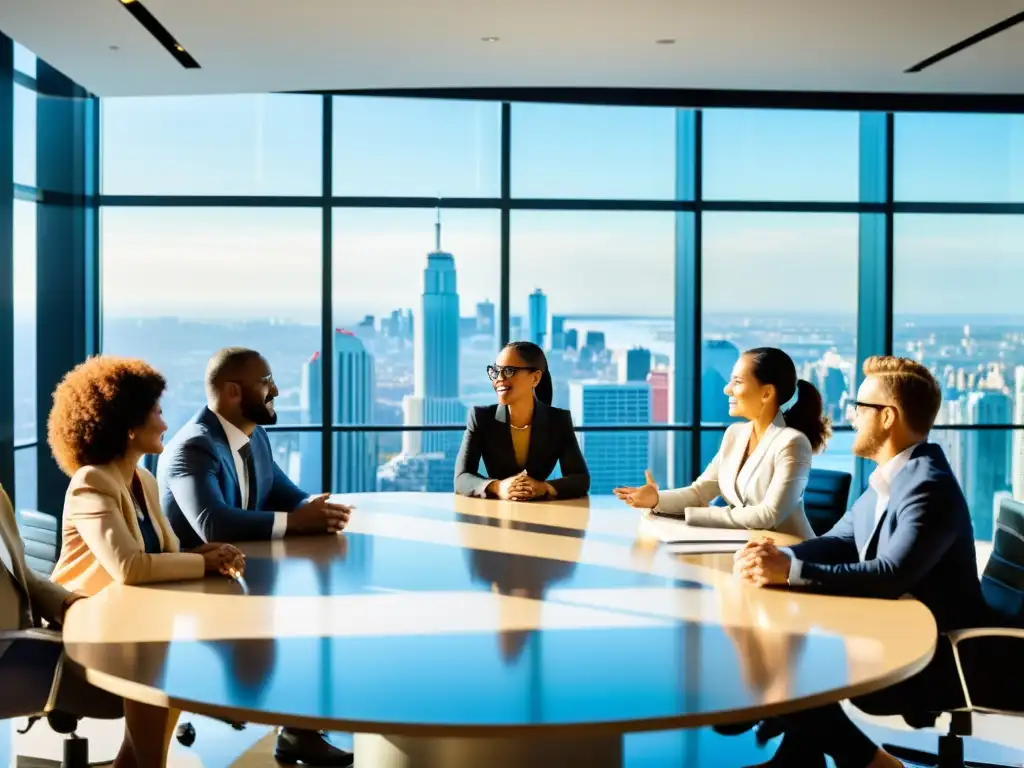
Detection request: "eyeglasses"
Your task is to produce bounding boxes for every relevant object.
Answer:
[486,364,538,381]
[845,400,895,421]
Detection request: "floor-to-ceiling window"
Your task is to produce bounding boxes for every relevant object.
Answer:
[892,112,1024,540]
[93,94,1024,540]
[9,42,40,509]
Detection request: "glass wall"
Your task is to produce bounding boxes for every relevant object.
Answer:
[91,95,1024,536]
[6,39,43,508]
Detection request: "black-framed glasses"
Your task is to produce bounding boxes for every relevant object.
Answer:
[845,400,895,420]
[486,364,538,381]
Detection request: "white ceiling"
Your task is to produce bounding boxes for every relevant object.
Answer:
[2,0,1024,97]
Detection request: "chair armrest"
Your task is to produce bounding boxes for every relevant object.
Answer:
[946,627,1024,646]
[943,628,1024,711]
[0,628,63,644]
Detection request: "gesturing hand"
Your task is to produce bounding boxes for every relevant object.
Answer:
[613,469,660,509]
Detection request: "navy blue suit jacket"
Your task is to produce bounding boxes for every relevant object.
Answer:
[790,442,986,631]
[159,407,308,549]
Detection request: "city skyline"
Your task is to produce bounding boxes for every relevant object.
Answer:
[10,61,1024,540]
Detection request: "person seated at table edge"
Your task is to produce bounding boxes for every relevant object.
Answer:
[160,347,353,548]
[158,347,353,767]
[734,355,989,768]
[455,341,590,501]
[48,355,244,594]
[45,355,246,768]
[615,347,827,538]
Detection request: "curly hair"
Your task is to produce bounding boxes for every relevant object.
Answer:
[47,356,167,476]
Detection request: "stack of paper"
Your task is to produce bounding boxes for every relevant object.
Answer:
[637,513,750,554]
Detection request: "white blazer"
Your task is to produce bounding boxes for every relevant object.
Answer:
[654,411,816,540]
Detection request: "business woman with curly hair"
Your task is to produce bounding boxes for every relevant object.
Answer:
[48,355,245,768]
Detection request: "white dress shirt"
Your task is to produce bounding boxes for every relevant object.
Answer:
[786,442,921,584]
[214,412,288,540]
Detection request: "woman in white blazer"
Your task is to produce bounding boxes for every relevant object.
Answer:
[614,347,831,539]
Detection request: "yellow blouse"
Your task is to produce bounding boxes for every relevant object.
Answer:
[510,425,530,468]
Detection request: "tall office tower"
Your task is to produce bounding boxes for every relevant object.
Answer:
[476,300,495,337]
[648,371,670,488]
[965,391,1013,540]
[623,347,652,383]
[401,212,467,462]
[415,212,459,399]
[570,381,651,494]
[510,316,523,341]
[400,308,415,342]
[1013,367,1024,499]
[932,398,966,485]
[564,328,579,351]
[299,331,377,493]
[701,339,741,463]
[550,316,566,351]
[584,331,606,354]
[528,289,548,348]
[356,315,376,341]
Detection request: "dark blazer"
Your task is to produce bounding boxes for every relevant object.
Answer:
[454,400,590,500]
[789,442,986,631]
[159,407,308,549]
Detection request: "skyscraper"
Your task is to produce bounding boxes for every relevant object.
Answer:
[570,381,651,494]
[414,211,459,399]
[400,211,467,469]
[550,316,566,351]
[623,347,652,383]
[299,330,377,493]
[965,390,1013,540]
[528,289,548,348]
[701,339,741,463]
[476,300,495,337]
[648,371,670,488]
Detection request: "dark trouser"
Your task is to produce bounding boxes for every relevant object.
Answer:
[0,638,123,721]
[773,639,965,768]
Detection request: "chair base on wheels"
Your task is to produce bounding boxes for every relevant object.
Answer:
[61,734,89,768]
[885,741,1012,768]
[176,718,247,747]
[883,712,1018,768]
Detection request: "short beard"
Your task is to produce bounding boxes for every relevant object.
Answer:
[853,429,885,460]
[241,398,277,426]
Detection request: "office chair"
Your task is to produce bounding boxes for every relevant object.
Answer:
[710,468,851,536]
[881,496,1024,768]
[802,468,851,535]
[14,509,94,768]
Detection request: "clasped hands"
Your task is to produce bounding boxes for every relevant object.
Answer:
[733,537,791,588]
[192,542,247,578]
[493,470,554,501]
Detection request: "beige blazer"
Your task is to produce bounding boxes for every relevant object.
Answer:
[654,411,816,540]
[1,485,71,632]
[51,464,205,597]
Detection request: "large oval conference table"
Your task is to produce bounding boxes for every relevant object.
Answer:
[62,493,937,768]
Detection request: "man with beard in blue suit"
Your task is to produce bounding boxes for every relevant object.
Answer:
[159,347,354,767]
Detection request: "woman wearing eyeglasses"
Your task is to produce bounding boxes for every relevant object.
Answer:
[615,347,830,538]
[454,341,590,501]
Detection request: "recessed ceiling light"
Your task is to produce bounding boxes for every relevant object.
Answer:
[656,38,676,45]
[481,36,500,43]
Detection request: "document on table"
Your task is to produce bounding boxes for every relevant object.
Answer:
[637,512,750,554]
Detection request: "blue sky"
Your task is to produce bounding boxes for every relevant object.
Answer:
[12,60,1024,322]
